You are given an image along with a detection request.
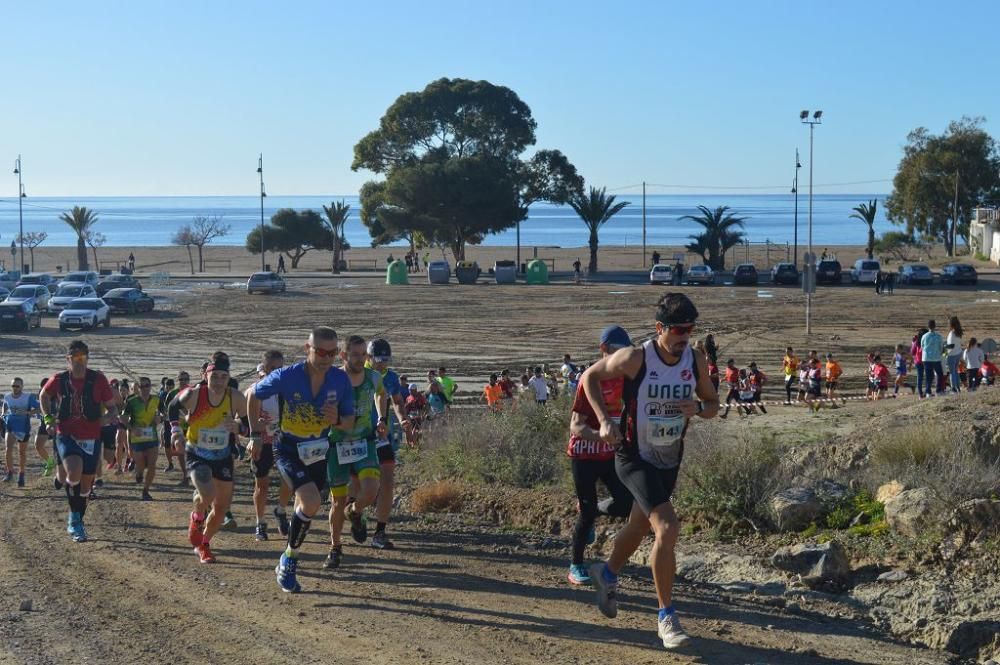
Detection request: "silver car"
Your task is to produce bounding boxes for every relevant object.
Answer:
[685,265,715,285]
[247,271,286,294]
[5,284,51,312]
[49,284,98,313]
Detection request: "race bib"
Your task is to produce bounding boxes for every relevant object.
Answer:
[647,415,685,448]
[134,426,156,442]
[407,411,420,420]
[336,439,367,465]
[297,438,329,465]
[197,428,230,451]
[375,438,392,449]
[739,391,755,401]
[77,439,96,456]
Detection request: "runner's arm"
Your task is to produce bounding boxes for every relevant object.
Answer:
[389,392,406,425]
[245,387,264,434]
[693,350,719,419]
[569,410,600,440]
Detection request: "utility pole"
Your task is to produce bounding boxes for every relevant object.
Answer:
[642,181,647,267]
[800,110,823,336]
[793,149,800,268]
[257,154,266,272]
[14,155,24,273]
[952,169,960,256]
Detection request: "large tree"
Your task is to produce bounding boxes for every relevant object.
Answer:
[850,199,879,260]
[568,186,629,274]
[189,215,231,272]
[58,206,99,270]
[246,209,331,269]
[682,205,747,270]
[353,78,582,262]
[84,231,106,272]
[321,201,350,273]
[885,116,1000,257]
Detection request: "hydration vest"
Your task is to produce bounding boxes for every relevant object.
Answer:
[57,369,102,422]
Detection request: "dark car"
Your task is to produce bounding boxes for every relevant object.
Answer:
[96,274,143,296]
[940,263,978,286]
[732,264,758,286]
[898,263,934,285]
[770,262,800,285]
[102,288,155,314]
[0,300,42,331]
[816,259,842,285]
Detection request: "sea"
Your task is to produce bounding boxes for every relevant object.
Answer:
[0,193,893,249]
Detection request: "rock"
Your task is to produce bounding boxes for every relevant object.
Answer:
[17,599,31,612]
[884,487,936,538]
[875,480,907,504]
[944,619,1000,658]
[770,487,823,532]
[814,479,850,506]
[877,569,909,583]
[770,541,851,590]
[949,499,1000,536]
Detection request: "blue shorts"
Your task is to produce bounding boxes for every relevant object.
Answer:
[5,426,32,443]
[275,441,327,493]
[130,440,159,454]
[56,434,103,475]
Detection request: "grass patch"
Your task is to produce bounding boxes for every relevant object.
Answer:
[410,480,465,513]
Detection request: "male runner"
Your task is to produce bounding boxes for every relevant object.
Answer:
[782,346,799,405]
[245,350,289,541]
[158,377,176,470]
[584,293,718,650]
[249,327,355,592]
[2,377,40,487]
[34,378,62,486]
[40,340,120,542]
[173,354,248,562]
[122,376,161,501]
[165,371,192,485]
[436,366,458,404]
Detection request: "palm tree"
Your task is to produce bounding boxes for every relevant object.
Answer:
[681,205,747,270]
[58,206,99,270]
[850,199,878,260]
[322,200,350,273]
[568,187,630,274]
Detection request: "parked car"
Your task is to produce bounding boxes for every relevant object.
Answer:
[96,273,143,296]
[49,284,98,313]
[898,263,934,285]
[5,284,51,312]
[649,264,674,285]
[770,262,800,285]
[685,265,715,285]
[16,272,57,294]
[102,288,155,314]
[58,298,111,330]
[0,300,42,331]
[940,263,978,286]
[733,264,759,285]
[816,259,842,285]
[247,271,286,294]
[0,270,21,291]
[58,271,100,289]
[850,259,881,284]
[0,287,10,301]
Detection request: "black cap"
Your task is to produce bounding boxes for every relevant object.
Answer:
[367,338,392,362]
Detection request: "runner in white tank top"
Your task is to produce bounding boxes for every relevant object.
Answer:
[246,351,288,542]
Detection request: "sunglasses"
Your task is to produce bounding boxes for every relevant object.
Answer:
[69,352,89,360]
[309,345,340,358]
[666,323,696,335]
[11,384,22,389]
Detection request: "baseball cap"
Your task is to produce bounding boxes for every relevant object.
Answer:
[367,338,392,362]
[407,383,419,391]
[600,325,632,350]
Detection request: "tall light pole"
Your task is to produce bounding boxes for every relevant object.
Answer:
[13,156,25,273]
[800,110,822,336]
[257,154,266,272]
[642,181,647,267]
[792,150,801,268]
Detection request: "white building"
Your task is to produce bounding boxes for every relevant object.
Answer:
[969,207,1000,265]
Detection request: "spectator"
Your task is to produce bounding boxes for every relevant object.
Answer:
[946,316,964,393]
[572,258,582,284]
[964,338,984,391]
[276,254,286,274]
[911,328,927,398]
[651,250,661,266]
[437,366,458,404]
[703,334,718,366]
[481,373,504,411]
[981,358,999,386]
[920,320,944,396]
[128,252,135,272]
[405,253,413,273]
[528,367,549,405]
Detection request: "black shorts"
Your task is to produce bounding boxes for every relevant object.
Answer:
[376,440,396,466]
[186,449,234,482]
[100,425,118,449]
[615,448,680,516]
[275,442,327,493]
[250,444,274,479]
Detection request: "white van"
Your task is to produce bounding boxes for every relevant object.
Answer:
[850,258,881,284]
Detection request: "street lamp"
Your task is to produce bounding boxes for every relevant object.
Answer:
[257,154,266,272]
[792,150,801,267]
[13,156,24,273]
[800,110,823,335]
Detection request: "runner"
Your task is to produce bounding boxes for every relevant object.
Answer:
[528,366,549,405]
[748,362,767,414]
[782,346,799,404]
[498,369,516,404]
[426,381,447,417]
[566,324,635,585]
[114,380,132,473]
[39,340,120,542]
[719,359,739,418]
[122,376,162,500]
[872,355,890,400]
[158,377,176,470]
[824,353,843,401]
[245,351,288,541]
[164,371,191,485]
[325,335,386,567]
[436,366,458,404]
[365,338,409,550]
[2,377,40,487]
[249,327,355,592]
[172,353,248,563]
[893,344,914,395]
[34,378,62,488]
[403,384,427,445]
[806,358,823,410]
[481,373,504,412]
[584,293,718,650]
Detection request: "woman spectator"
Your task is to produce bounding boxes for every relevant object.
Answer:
[911,328,927,398]
[945,316,964,393]
[964,338,985,391]
[703,334,719,366]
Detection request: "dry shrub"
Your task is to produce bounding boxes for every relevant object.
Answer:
[410,480,465,513]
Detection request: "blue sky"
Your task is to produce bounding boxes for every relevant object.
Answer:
[2,0,998,197]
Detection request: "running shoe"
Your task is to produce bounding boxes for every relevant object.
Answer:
[658,613,690,649]
[53,478,63,491]
[166,461,175,472]
[275,553,301,592]
[188,513,205,547]
[568,564,592,586]
[222,513,238,531]
[106,461,116,471]
[274,508,289,537]
[255,523,268,542]
[323,546,342,569]
[141,491,153,502]
[135,470,143,484]
[371,531,394,550]
[88,488,98,500]
[67,516,87,543]
[347,504,368,543]
[3,470,12,482]
[195,543,216,563]
[17,472,25,488]
[126,458,135,472]
[589,563,618,618]
[43,457,56,477]
[95,478,104,488]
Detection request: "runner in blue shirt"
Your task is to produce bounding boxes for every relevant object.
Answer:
[3,378,41,487]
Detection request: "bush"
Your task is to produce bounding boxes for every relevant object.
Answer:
[410,480,465,513]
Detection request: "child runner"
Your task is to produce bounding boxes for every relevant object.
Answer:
[824,353,842,402]
[720,359,740,418]
[782,347,799,404]
[748,362,767,414]
[893,344,913,395]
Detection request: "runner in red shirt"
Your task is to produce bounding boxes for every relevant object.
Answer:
[720,359,740,418]
[39,340,119,543]
[566,325,635,586]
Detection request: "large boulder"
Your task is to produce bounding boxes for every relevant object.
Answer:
[875,480,907,504]
[884,487,936,538]
[949,498,1000,536]
[770,487,823,532]
[770,541,851,590]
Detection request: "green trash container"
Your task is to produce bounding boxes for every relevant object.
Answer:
[386,260,409,285]
[525,259,549,284]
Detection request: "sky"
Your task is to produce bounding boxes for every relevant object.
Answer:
[2,0,998,198]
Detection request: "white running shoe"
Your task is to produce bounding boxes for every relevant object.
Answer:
[589,563,617,618]
[658,613,690,649]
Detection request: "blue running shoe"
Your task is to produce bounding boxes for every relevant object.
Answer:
[568,564,592,586]
[275,553,301,593]
[67,514,87,543]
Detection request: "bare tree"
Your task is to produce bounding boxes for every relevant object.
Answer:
[84,231,107,272]
[16,231,47,272]
[171,225,196,275]
[189,215,231,272]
